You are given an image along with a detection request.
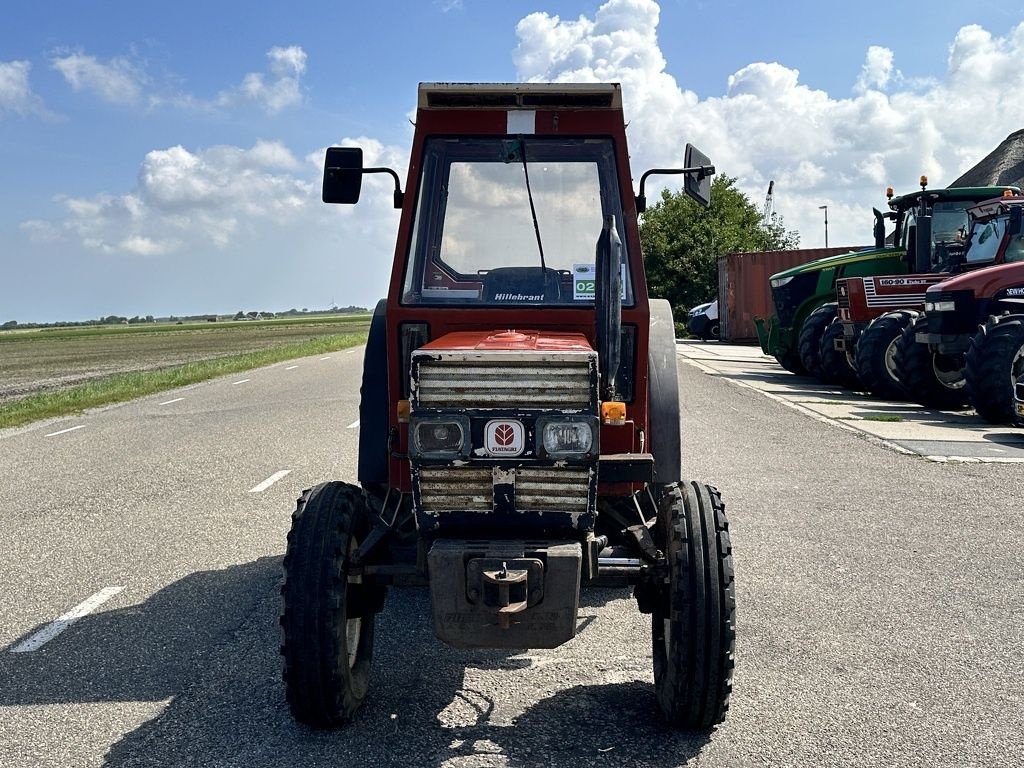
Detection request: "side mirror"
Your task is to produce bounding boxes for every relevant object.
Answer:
[635,144,715,213]
[873,208,886,248]
[1010,206,1023,237]
[323,147,364,204]
[683,144,713,208]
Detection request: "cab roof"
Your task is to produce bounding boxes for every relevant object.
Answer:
[418,82,622,110]
[888,185,1020,209]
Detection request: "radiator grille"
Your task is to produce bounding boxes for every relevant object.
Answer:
[414,356,595,409]
[417,466,591,514]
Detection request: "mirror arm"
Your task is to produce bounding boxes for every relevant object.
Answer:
[636,164,716,213]
[325,165,404,208]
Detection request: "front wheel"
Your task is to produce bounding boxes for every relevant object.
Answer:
[893,315,968,409]
[652,481,736,731]
[965,315,1024,424]
[855,310,918,399]
[818,320,860,388]
[281,482,381,727]
[798,303,838,379]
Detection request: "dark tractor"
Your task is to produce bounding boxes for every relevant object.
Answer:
[894,196,1024,415]
[280,83,735,732]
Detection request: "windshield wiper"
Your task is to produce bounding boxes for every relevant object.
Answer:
[517,138,548,272]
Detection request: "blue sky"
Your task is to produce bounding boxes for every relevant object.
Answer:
[3,0,1023,322]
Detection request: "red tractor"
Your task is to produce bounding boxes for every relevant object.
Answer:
[893,197,1024,415]
[280,83,735,731]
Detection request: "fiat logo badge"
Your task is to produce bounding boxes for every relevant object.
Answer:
[484,420,525,457]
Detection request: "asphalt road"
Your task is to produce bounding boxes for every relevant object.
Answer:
[0,346,1021,767]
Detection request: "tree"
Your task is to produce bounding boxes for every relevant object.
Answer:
[640,175,799,322]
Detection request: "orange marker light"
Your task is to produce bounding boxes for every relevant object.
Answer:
[1004,189,1016,198]
[396,399,411,423]
[885,186,894,199]
[601,401,626,425]
[919,175,928,189]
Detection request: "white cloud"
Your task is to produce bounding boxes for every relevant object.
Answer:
[222,45,308,114]
[0,60,48,116]
[855,46,898,93]
[52,52,145,104]
[513,0,1024,247]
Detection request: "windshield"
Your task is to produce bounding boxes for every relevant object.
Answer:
[900,201,972,269]
[966,215,1024,264]
[401,136,632,306]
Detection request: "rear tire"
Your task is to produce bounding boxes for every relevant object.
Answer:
[702,320,720,341]
[652,481,735,731]
[818,320,860,388]
[855,310,918,399]
[893,315,968,409]
[649,299,683,484]
[965,315,1024,424]
[281,482,380,727]
[798,303,837,379]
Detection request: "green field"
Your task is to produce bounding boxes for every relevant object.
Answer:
[0,314,370,427]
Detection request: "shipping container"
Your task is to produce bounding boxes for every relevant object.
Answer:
[717,247,861,343]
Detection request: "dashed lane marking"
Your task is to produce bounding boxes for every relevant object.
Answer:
[44,425,86,438]
[249,469,291,493]
[159,398,184,405]
[232,379,251,385]
[320,357,331,361]
[285,365,298,370]
[347,419,360,429]
[10,587,125,653]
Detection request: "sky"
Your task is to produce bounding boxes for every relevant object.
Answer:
[3,0,1024,323]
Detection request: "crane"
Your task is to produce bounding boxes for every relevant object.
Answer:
[761,180,775,222]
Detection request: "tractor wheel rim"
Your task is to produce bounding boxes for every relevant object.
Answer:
[884,337,901,382]
[932,354,965,390]
[1011,344,1024,389]
[346,536,363,669]
[346,617,363,669]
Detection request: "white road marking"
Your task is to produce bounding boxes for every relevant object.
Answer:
[285,365,298,370]
[347,419,360,429]
[159,398,184,405]
[249,469,291,493]
[320,356,331,361]
[345,349,356,354]
[11,587,124,653]
[45,425,86,438]
[232,378,251,385]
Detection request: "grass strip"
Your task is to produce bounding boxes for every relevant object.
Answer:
[0,332,367,429]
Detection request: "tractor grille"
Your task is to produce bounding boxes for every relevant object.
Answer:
[414,354,596,409]
[418,466,591,514]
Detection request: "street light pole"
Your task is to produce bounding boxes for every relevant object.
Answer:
[818,205,829,248]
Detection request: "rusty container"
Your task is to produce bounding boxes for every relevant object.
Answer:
[717,247,861,342]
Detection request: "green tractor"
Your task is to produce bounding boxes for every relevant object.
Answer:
[755,183,1016,376]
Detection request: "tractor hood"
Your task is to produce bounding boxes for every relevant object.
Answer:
[768,246,902,282]
[420,330,594,353]
[927,260,1024,297]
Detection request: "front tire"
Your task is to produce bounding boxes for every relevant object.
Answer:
[965,315,1024,424]
[855,310,918,399]
[893,315,968,409]
[798,303,838,379]
[818,320,860,388]
[652,481,735,731]
[281,482,379,727]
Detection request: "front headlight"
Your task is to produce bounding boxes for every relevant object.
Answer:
[924,301,934,312]
[410,415,470,459]
[770,275,795,289]
[933,300,956,312]
[536,415,598,459]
